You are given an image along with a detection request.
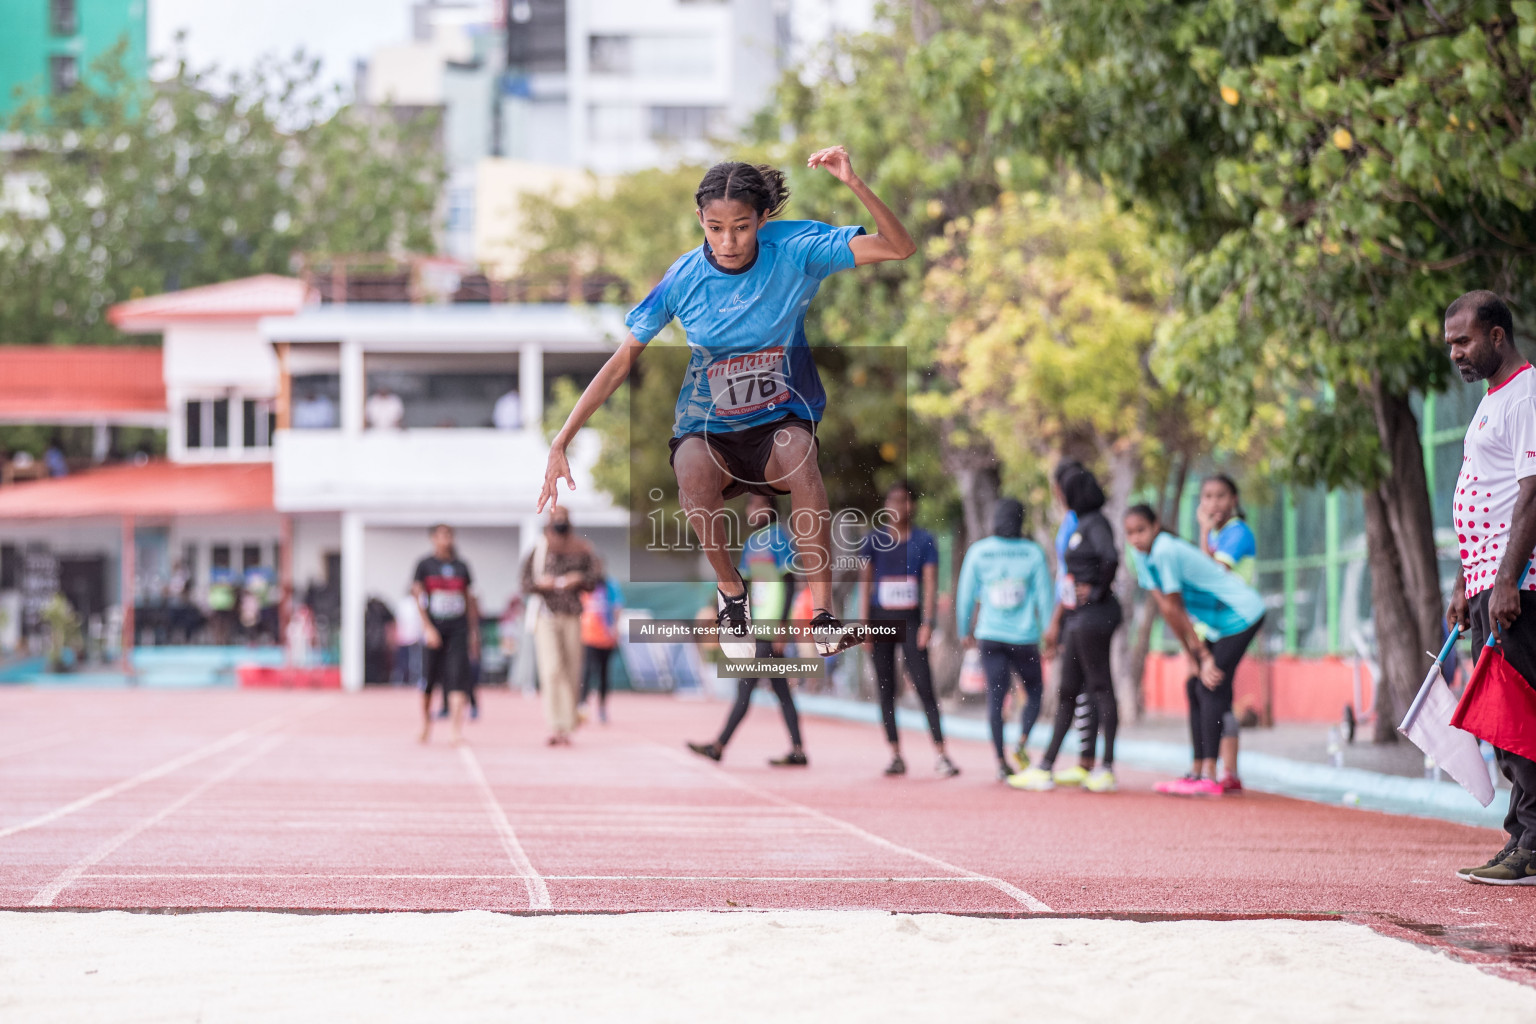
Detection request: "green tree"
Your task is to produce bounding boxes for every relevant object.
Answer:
[0,43,442,347]
[981,0,1536,735]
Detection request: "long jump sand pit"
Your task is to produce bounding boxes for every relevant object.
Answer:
[3,910,1533,1023]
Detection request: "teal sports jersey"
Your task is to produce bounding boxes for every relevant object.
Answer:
[1133,532,1265,640]
[625,220,866,437]
[1206,519,1257,585]
[956,536,1055,645]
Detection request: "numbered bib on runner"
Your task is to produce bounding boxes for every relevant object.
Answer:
[987,579,1025,610]
[1056,573,1078,610]
[428,590,466,619]
[705,347,787,418]
[876,576,919,610]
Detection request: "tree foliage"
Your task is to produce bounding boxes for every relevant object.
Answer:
[0,43,443,346]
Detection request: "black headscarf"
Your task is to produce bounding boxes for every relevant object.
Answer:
[1059,465,1106,515]
[991,497,1025,538]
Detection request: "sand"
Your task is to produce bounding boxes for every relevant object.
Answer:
[2,911,1532,1023]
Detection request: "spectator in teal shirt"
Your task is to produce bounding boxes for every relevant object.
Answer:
[957,497,1054,780]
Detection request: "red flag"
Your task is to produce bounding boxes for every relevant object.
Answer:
[1451,636,1536,763]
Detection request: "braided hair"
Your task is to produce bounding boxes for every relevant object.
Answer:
[695,162,791,218]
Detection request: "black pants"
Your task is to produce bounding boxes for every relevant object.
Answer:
[1185,617,1263,763]
[978,640,1042,764]
[1043,600,1123,768]
[718,642,802,748]
[582,646,614,705]
[870,617,943,746]
[1469,591,1536,849]
[429,622,475,714]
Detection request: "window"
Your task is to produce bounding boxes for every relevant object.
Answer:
[185,401,203,449]
[242,399,273,448]
[242,544,263,572]
[212,398,230,448]
[49,0,77,36]
[49,55,78,95]
[1,544,16,589]
[211,545,231,571]
[649,106,723,142]
[589,35,631,74]
[589,104,642,144]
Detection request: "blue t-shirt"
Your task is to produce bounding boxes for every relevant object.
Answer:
[1132,532,1265,640]
[625,219,866,437]
[738,522,796,620]
[956,536,1054,645]
[1206,519,1257,585]
[859,526,939,616]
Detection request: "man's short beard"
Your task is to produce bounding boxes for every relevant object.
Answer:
[1461,348,1503,381]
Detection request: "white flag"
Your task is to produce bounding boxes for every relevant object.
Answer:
[1400,655,1495,807]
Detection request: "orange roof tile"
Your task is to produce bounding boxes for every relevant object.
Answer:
[108,275,316,331]
[0,347,165,420]
[0,461,273,519]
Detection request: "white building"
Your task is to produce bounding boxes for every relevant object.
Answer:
[261,300,630,690]
[0,275,632,690]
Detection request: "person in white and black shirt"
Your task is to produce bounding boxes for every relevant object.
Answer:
[1444,290,1536,885]
[412,525,480,746]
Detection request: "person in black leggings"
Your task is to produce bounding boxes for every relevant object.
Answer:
[688,494,808,766]
[956,497,1054,780]
[1016,464,1123,792]
[858,482,959,778]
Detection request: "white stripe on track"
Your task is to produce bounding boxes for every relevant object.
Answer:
[652,746,1052,912]
[0,731,72,764]
[458,745,552,910]
[0,727,265,841]
[29,733,290,906]
[79,872,996,883]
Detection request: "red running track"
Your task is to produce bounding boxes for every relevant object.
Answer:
[1,688,1532,976]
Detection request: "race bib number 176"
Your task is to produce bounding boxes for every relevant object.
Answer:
[706,348,787,418]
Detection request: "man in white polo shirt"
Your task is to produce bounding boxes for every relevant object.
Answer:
[1444,289,1536,885]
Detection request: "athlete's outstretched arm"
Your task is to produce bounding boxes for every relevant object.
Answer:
[538,335,645,512]
[806,145,916,266]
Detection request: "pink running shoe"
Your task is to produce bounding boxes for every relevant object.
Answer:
[1219,775,1243,794]
[1154,774,1201,795]
[1184,778,1224,796]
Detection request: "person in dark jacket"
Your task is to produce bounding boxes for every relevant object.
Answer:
[1010,463,1123,793]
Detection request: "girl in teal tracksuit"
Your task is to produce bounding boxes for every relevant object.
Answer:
[956,498,1055,779]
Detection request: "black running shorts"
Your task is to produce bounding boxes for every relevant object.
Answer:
[667,414,819,499]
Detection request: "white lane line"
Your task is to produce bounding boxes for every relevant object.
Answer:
[29,733,289,906]
[458,745,551,910]
[652,746,1051,912]
[0,698,331,842]
[78,872,991,883]
[0,727,267,841]
[0,731,72,764]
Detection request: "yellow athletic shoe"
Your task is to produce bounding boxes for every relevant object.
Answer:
[1084,767,1117,793]
[1053,765,1090,787]
[1007,767,1054,792]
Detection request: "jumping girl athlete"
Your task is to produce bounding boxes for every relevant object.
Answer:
[1014,466,1122,793]
[537,149,916,661]
[1124,505,1265,796]
[956,497,1053,780]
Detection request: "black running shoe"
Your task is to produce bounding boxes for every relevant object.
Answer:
[716,585,755,659]
[770,751,809,767]
[1468,846,1536,886]
[687,741,722,762]
[884,754,907,776]
[810,610,861,656]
